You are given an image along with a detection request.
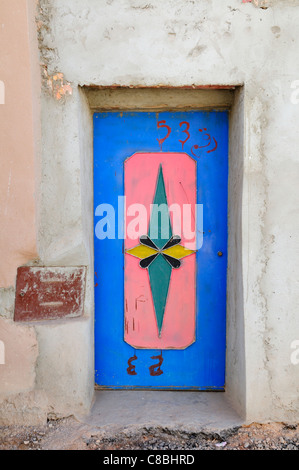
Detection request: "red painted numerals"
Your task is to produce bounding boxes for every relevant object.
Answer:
[157,120,171,150]
[127,355,138,376]
[179,121,190,150]
[126,351,164,376]
[149,352,164,377]
[156,120,218,155]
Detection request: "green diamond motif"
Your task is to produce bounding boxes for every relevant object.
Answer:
[148,165,173,336]
[148,253,172,336]
[148,165,172,249]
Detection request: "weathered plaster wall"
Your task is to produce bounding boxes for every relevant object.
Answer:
[226,87,246,418]
[0,0,44,425]
[0,0,39,287]
[1,0,299,424]
[35,0,299,422]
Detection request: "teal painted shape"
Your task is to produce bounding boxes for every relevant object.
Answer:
[148,254,172,336]
[147,166,173,335]
[148,165,172,249]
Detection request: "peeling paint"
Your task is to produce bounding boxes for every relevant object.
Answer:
[14,266,86,322]
[43,68,73,101]
[242,0,269,8]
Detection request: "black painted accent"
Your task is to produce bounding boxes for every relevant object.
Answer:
[162,254,181,269]
[139,254,159,269]
[162,235,181,251]
[140,235,159,250]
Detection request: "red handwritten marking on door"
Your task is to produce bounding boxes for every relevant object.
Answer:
[135,295,146,311]
[207,137,218,153]
[127,354,138,375]
[126,353,165,376]
[149,351,164,376]
[179,121,191,150]
[157,120,171,150]
[191,128,218,157]
[198,128,211,148]
[156,120,217,155]
[190,145,200,158]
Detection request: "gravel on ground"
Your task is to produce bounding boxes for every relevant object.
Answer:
[0,417,298,451]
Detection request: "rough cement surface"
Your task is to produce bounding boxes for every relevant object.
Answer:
[0,391,48,427]
[0,318,38,395]
[82,391,243,432]
[0,391,298,450]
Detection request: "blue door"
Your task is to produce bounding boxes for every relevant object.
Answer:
[94,110,228,390]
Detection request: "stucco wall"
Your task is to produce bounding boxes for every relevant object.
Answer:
[0,0,44,425]
[0,0,39,288]
[0,0,299,424]
[36,0,299,422]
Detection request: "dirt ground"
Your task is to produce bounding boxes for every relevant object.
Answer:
[0,417,298,451]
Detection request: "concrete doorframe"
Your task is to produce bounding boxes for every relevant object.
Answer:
[36,86,246,422]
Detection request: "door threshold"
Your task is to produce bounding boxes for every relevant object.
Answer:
[95,384,225,391]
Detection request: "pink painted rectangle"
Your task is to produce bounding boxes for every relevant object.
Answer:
[124,152,197,350]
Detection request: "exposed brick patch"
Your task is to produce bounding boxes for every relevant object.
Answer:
[242,0,269,8]
[42,68,73,101]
